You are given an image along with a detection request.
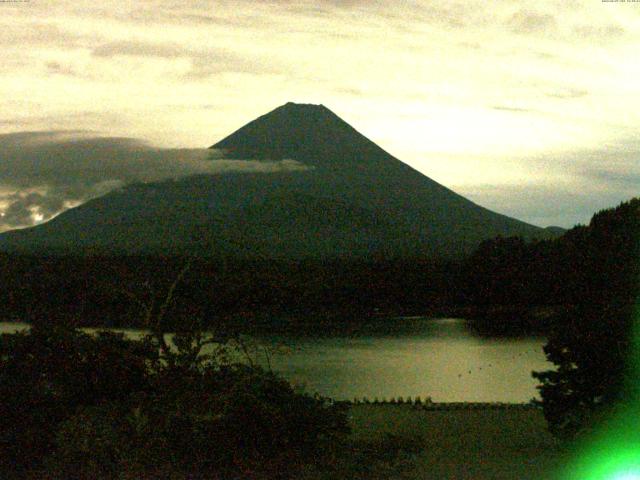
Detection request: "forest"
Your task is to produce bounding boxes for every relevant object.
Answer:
[0,198,637,338]
[463,197,639,336]
[0,253,463,332]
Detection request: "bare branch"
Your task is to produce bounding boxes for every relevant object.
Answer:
[156,260,192,328]
[151,260,193,357]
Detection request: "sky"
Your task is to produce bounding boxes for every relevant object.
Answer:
[0,0,639,231]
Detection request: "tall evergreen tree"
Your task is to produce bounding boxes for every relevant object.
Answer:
[533,198,640,438]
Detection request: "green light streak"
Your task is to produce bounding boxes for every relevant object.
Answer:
[561,412,640,479]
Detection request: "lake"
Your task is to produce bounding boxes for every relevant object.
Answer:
[0,318,550,403]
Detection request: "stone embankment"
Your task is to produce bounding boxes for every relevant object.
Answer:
[345,396,537,411]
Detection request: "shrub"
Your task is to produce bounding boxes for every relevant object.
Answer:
[0,325,154,475]
[0,323,350,479]
[39,363,349,479]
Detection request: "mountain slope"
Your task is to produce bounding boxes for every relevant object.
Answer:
[212,102,551,255]
[0,102,552,258]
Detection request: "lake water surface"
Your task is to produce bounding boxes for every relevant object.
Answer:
[0,318,550,403]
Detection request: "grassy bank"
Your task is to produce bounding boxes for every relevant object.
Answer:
[304,404,573,480]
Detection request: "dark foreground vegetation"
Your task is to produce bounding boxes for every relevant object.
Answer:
[1,323,569,479]
[0,321,354,479]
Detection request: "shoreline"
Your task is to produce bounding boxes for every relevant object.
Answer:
[345,398,538,411]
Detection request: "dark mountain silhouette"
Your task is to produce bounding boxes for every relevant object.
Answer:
[0,102,556,258]
[543,226,567,236]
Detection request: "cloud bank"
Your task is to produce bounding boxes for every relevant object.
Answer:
[0,132,310,231]
[0,0,638,228]
[456,137,640,228]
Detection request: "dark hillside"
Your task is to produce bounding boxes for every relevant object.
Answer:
[463,197,640,335]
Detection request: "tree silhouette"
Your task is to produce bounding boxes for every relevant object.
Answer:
[533,198,640,437]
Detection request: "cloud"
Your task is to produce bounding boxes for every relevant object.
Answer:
[45,61,79,77]
[509,10,557,34]
[184,53,277,79]
[0,0,638,232]
[414,2,475,28]
[546,87,588,99]
[92,40,189,58]
[554,140,640,190]
[1,191,61,227]
[459,183,632,229]
[490,105,533,113]
[0,21,89,47]
[266,0,477,28]
[456,135,640,228]
[573,23,625,39]
[586,169,640,188]
[163,12,231,25]
[0,132,311,231]
[119,4,274,28]
[90,39,278,78]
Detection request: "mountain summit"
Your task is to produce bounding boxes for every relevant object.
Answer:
[0,103,553,258]
[212,102,381,165]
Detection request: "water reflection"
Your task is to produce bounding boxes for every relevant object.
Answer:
[251,317,550,402]
[0,318,550,402]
